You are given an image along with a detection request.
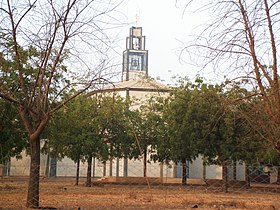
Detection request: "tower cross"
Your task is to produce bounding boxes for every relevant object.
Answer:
[135,13,139,26]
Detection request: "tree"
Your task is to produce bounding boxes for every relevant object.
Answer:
[0,98,27,171]
[182,0,280,153]
[120,94,168,178]
[200,99,247,192]
[42,107,71,178]
[44,95,107,186]
[96,95,134,177]
[0,0,123,208]
[163,78,264,187]
[148,96,171,165]
[198,80,268,190]
[78,96,107,187]
[45,94,132,185]
[163,80,203,185]
[137,98,167,177]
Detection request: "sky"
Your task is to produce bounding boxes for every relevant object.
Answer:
[113,0,216,85]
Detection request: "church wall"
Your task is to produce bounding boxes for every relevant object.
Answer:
[56,157,87,177]
[205,164,222,179]
[129,90,168,109]
[127,159,143,176]
[189,156,204,178]
[188,156,246,180]
[227,163,246,180]
[10,153,30,176]
[7,149,246,181]
[9,150,48,176]
[8,152,246,180]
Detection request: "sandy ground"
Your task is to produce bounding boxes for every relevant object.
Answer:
[0,177,280,210]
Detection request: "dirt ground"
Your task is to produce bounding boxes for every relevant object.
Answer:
[0,178,280,210]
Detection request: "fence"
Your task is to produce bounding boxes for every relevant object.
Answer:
[0,154,279,209]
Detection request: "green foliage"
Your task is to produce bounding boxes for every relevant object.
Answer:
[0,99,27,163]
[97,95,134,159]
[44,94,134,164]
[126,96,168,162]
[163,80,203,163]
[45,95,104,162]
[257,142,280,166]
[144,97,171,163]
[0,31,70,100]
[42,77,271,177]
[196,80,264,166]
[162,77,265,167]
[0,0,125,207]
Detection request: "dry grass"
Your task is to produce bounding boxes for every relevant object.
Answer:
[0,178,280,210]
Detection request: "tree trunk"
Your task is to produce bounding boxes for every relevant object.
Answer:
[26,137,41,208]
[203,161,206,180]
[277,166,280,183]
[86,155,92,187]
[182,158,187,185]
[123,158,128,177]
[92,157,95,178]
[0,163,3,178]
[103,161,106,177]
[75,158,80,186]
[245,164,251,188]
[116,157,119,177]
[173,163,177,178]
[3,158,11,177]
[233,161,237,180]
[109,159,113,176]
[109,144,113,176]
[222,163,228,193]
[143,148,147,177]
[160,162,163,178]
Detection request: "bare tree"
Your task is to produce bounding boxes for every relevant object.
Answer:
[0,0,124,208]
[181,0,280,153]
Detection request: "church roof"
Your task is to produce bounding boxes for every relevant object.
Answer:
[97,77,170,93]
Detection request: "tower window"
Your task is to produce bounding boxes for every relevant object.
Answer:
[129,55,142,70]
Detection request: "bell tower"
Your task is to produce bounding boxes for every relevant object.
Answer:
[122,27,148,81]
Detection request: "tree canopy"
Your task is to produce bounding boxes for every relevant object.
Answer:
[182,0,280,153]
[0,0,124,207]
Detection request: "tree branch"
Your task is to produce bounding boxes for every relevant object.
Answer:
[6,0,30,103]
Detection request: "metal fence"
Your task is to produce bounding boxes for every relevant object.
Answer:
[1,154,279,209]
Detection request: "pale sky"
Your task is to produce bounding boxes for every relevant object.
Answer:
[113,0,218,85]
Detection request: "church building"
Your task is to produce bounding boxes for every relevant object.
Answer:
[4,26,247,184]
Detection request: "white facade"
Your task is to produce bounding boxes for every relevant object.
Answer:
[8,151,246,181]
